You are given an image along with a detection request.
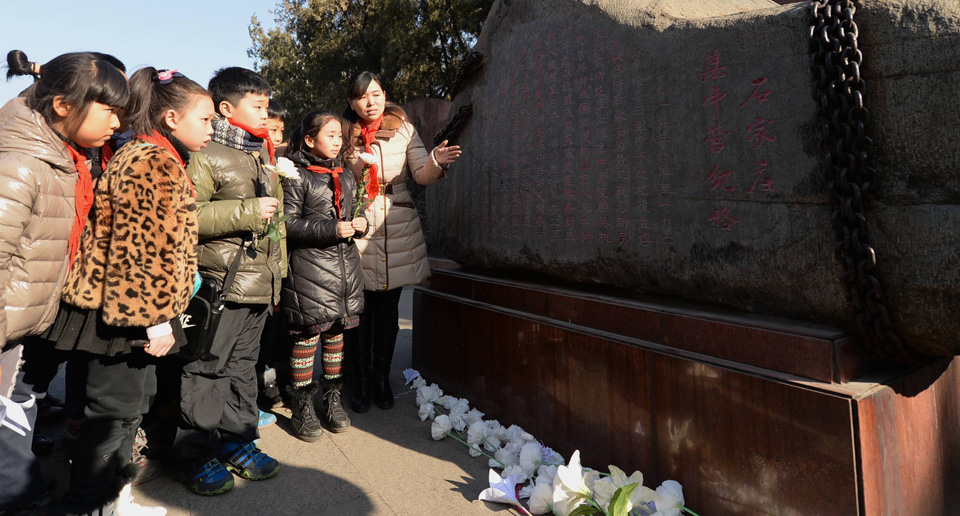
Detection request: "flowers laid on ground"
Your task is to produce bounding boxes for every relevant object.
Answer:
[401,369,700,516]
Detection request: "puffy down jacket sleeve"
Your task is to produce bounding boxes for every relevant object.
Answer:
[188,151,266,239]
[404,123,446,186]
[0,156,37,348]
[282,174,340,247]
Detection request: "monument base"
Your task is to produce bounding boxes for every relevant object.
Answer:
[412,264,960,515]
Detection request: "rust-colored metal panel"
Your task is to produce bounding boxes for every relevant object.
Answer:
[856,358,960,515]
[460,304,541,433]
[546,293,662,343]
[537,326,653,476]
[473,281,548,317]
[412,291,466,396]
[661,313,845,382]
[424,271,474,299]
[651,353,858,515]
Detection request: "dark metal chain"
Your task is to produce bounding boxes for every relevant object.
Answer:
[434,103,474,147]
[449,51,486,98]
[808,0,916,362]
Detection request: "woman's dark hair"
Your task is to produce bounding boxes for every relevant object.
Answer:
[208,66,270,113]
[25,52,129,137]
[288,110,342,157]
[125,67,209,136]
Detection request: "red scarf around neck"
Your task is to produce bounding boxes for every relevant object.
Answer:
[137,130,194,197]
[63,144,93,268]
[228,118,275,166]
[359,114,383,200]
[306,165,345,220]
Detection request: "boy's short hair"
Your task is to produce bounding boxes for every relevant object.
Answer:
[208,67,271,111]
[267,99,286,122]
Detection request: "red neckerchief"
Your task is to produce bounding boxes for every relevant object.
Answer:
[228,118,275,166]
[359,114,383,200]
[306,165,344,220]
[136,131,194,197]
[101,144,114,168]
[63,143,93,268]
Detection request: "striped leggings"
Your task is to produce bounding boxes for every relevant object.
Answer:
[290,330,344,388]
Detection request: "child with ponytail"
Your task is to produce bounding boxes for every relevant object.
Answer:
[281,111,367,441]
[49,66,212,516]
[0,51,128,514]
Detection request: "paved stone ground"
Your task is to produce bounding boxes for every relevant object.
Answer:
[37,288,515,516]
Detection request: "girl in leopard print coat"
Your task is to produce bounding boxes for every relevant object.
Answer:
[50,67,214,515]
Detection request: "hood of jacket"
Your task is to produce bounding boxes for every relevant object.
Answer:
[0,97,74,173]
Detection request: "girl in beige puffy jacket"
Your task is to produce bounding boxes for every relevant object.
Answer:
[0,51,128,514]
[342,71,461,412]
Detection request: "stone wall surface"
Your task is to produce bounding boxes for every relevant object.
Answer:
[424,0,960,356]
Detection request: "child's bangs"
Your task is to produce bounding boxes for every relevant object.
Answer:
[86,60,129,108]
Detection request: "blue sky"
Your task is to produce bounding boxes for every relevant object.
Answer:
[0,0,277,103]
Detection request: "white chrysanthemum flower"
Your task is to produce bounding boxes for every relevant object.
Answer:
[463,408,485,426]
[430,414,452,441]
[358,152,377,165]
[502,463,529,483]
[519,441,543,478]
[416,384,443,407]
[418,402,435,422]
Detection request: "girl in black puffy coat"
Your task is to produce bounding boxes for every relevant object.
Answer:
[280,111,367,440]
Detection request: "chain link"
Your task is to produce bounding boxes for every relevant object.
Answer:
[449,51,486,98]
[433,103,474,147]
[808,0,918,362]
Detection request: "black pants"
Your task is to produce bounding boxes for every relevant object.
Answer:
[350,288,403,381]
[0,338,64,511]
[175,303,268,468]
[61,351,156,509]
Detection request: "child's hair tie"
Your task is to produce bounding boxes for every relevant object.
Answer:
[157,69,183,84]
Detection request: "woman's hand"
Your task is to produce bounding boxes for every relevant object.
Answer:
[352,217,368,234]
[144,334,176,357]
[337,221,355,238]
[433,140,462,166]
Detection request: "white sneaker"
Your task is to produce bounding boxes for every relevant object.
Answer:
[114,484,167,516]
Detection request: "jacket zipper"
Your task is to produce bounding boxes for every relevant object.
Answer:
[376,140,389,291]
[339,175,349,315]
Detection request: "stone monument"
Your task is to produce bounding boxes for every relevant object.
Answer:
[413,1,960,514]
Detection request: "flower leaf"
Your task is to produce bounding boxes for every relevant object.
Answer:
[568,504,601,516]
[608,482,639,516]
[277,214,291,224]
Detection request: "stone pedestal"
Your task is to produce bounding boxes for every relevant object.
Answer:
[413,264,960,515]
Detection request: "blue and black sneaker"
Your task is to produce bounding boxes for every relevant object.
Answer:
[219,441,280,481]
[181,458,234,496]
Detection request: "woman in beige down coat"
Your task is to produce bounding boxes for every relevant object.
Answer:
[342,71,461,412]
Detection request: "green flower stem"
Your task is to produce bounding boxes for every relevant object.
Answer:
[681,506,701,516]
[589,498,610,516]
[445,431,506,467]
